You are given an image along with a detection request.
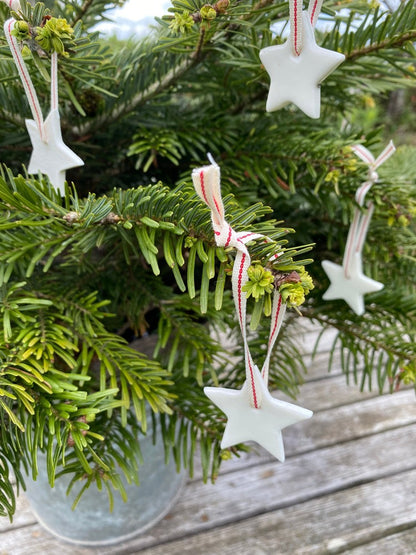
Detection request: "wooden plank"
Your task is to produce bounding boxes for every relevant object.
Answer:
[203,385,416,477]
[0,525,92,555]
[278,371,378,411]
[283,388,416,456]
[4,423,416,553]
[347,528,416,555]
[299,348,342,381]
[2,389,415,544]
[0,494,36,534]
[134,468,416,555]
[106,425,416,552]
[296,321,338,355]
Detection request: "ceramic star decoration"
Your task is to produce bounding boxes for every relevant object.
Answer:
[4,17,84,195]
[259,10,345,118]
[26,110,84,195]
[322,252,383,316]
[205,365,312,462]
[192,160,312,461]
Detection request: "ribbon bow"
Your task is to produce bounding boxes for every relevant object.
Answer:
[343,141,396,278]
[192,160,285,409]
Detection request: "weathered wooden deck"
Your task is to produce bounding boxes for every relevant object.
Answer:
[2,325,416,554]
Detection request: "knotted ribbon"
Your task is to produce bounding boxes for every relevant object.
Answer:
[192,160,286,409]
[343,141,395,279]
[1,0,20,10]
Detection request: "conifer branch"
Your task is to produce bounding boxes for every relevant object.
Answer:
[347,30,416,61]
[0,109,24,128]
[74,55,200,136]
[72,0,94,26]
[309,312,411,361]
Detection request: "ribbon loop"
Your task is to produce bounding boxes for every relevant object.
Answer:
[192,164,248,253]
[290,0,324,56]
[343,141,395,277]
[192,162,286,409]
[5,17,46,140]
[1,0,21,10]
[352,141,395,205]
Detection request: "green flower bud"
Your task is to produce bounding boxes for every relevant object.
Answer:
[220,449,233,460]
[200,4,217,20]
[299,267,314,293]
[169,11,195,34]
[35,17,74,55]
[279,267,313,308]
[21,45,32,58]
[280,282,305,307]
[242,264,274,300]
[397,214,410,227]
[185,236,197,248]
[11,20,31,42]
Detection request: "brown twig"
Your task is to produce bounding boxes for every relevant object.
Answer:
[347,30,416,61]
[72,0,94,26]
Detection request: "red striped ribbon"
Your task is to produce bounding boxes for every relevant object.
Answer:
[290,0,324,56]
[192,161,286,409]
[4,17,59,142]
[343,142,395,278]
[1,0,21,9]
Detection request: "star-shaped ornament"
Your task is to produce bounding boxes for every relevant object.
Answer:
[26,109,84,195]
[259,11,345,118]
[205,365,312,461]
[322,252,383,316]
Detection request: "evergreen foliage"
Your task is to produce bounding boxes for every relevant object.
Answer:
[0,0,415,520]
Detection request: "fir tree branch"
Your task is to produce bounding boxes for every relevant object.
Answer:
[0,109,25,128]
[72,0,94,26]
[347,30,416,61]
[73,1,278,136]
[74,52,201,136]
[252,0,275,10]
[306,310,412,361]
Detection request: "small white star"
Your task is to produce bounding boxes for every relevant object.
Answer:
[259,11,345,118]
[322,252,383,316]
[205,365,312,461]
[26,109,84,195]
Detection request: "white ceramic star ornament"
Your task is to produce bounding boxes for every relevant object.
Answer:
[259,9,345,118]
[205,365,312,462]
[26,110,84,195]
[322,142,395,315]
[4,17,83,195]
[322,252,383,316]
[192,161,312,461]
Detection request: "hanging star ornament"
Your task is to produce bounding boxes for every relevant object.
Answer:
[205,365,312,461]
[26,109,84,195]
[259,11,345,118]
[322,252,383,316]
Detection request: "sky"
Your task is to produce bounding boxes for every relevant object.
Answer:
[96,1,171,37]
[97,0,402,37]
